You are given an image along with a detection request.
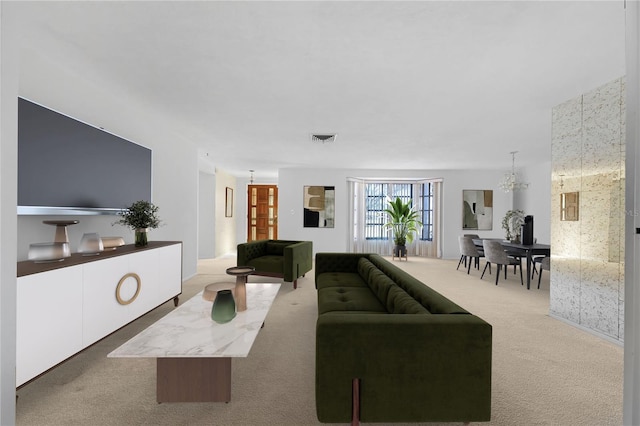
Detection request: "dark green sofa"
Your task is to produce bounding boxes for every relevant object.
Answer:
[315,253,492,424]
[237,240,312,289]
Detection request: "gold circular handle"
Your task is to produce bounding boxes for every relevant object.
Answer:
[116,273,141,305]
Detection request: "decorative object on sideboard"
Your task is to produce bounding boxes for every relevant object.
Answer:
[43,220,79,243]
[78,233,104,255]
[28,242,71,263]
[101,236,125,250]
[113,200,161,247]
[501,209,525,242]
[498,151,529,192]
[211,289,236,324]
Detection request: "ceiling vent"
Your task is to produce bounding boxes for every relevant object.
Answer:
[311,133,337,143]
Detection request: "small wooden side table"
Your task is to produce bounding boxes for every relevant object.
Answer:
[225,266,255,312]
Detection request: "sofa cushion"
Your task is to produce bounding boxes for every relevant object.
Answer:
[318,287,387,314]
[386,285,431,314]
[367,268,396,303]
[316,272,367,290]
[357,257,378,283]
[368,254,468,314]
[247,255,283,274]
[266,241,290,255]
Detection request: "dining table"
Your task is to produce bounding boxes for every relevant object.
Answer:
[473,238,551,290]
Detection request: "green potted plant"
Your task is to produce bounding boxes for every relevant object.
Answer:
[502,209,525,242]
[384,197,422,259]
[114,200,161,246]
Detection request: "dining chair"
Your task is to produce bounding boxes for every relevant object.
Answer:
[457,236,486,274]
[458,234,481,269]
[535,256,550,289]
[457,236,467,270]
[481,240,523,285]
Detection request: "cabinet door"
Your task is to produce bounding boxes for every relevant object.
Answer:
[17,266,83,386]
[156,243,182,303]
[124,249,161,314]
[82,255,133,346]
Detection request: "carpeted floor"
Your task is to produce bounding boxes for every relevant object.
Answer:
[16,256,623,425]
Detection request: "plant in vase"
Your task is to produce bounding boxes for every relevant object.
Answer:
[383,197,422,259]
[114,200,161,247]
[501,209,525,242]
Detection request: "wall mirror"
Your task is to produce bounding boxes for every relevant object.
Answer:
[303,186,335,228]
[462,190,493,230]
[560,192,579,221]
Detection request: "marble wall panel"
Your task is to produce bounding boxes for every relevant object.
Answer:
[579,259,622,338]
[619,274,625,338]
[579,189,612,261]
[552,97,583,177]
[549,257,581,323]
[550,77,625,343]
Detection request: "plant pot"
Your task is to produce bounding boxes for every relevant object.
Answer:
[393,244,407,258]
[135,228,149,247]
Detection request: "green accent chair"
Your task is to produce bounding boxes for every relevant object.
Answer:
[237,240,312,289]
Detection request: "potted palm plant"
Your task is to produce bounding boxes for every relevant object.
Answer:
[384,197,422,259]
[114,200,161,246]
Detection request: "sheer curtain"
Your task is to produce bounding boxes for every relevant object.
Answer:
[415,179,442,258]
[347,178,442,258]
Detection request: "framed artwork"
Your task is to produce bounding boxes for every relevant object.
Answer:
[303,186,335,228]
[225,187,233,217]
[462,189,493,230]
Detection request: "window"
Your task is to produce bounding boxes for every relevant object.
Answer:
[364,182,416,240]
[362,181,433,242]
[420,182,433,241]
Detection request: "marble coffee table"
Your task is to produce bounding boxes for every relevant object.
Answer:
[108,283,280,403]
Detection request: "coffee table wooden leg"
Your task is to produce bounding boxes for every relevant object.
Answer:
[157,357,231,403]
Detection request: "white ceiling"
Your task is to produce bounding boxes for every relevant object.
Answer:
[13,1,626,178]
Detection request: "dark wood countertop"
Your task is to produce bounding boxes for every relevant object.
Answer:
[18,241,182,278]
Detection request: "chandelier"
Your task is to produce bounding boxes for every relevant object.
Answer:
[499,151,529,192]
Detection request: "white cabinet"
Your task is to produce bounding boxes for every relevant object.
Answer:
[17,242,181,386]
[16,266,84,386]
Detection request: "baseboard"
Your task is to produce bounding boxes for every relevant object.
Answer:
[548,313,624,347]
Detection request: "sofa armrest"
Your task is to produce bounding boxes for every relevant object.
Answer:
[282,241,313,282]
[316,313,492,423]
[237,240,268,266]
[314,253,371,286]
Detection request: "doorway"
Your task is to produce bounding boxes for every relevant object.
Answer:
[247,185,278,242]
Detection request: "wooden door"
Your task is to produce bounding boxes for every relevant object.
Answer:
[247,185,278,242]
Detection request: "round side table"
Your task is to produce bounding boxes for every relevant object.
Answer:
[226,266,255,312]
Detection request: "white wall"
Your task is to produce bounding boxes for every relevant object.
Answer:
[276,167,549,259]
[14,46,199,279]
[516,161,552,244]
[198,171,216,259]
[0,4,19,423]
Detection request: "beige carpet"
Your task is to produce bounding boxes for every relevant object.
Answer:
[16,256,623,426]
